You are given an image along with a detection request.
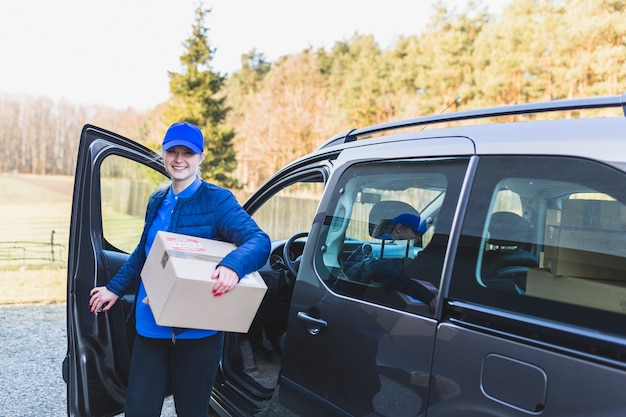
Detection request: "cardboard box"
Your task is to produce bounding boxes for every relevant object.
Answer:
[544,227,626,281]
[561,199,624,230]
[526,268,626,314]
[141,231,267,333]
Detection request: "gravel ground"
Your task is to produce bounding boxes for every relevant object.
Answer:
[0,304,407,417]
[0,304,178,417]
[0,304,67,417]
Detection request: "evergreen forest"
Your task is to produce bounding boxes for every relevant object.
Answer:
[1,0,625,194]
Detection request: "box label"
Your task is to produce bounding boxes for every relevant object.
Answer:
[166,237,206,252]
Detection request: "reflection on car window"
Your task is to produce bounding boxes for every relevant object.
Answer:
[452,156,626,337]
[101,155,168,253]
[316,160,468,316]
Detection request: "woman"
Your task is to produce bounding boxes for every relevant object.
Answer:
[88,121,271,417]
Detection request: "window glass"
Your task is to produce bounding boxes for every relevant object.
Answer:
[316,159,468,316]
[252,176,325,241]
[101,155,168,253]
[451,156,626,336]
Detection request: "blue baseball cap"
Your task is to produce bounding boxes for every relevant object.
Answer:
[162,122,204,154]
[391,213,427,234]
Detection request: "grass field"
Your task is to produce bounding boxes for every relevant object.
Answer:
[0,174,73,304]
[0,173,311,305]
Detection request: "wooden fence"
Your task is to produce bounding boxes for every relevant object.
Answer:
[0,231,65,265]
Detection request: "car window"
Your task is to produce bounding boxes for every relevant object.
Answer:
[100,155,169,253]
[315,159,469,316]
[450,156,626,337]
[251,174,325,241]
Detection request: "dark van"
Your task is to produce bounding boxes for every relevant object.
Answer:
[65,94,626,416]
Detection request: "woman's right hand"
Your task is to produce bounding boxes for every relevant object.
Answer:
[89,286,119,313]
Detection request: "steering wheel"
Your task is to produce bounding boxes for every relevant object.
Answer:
[282,232,309,280]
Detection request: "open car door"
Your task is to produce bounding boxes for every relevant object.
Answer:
[63,125,168,417]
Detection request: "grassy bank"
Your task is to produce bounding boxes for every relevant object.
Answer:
[0,174,72,305]
[0,266,66,304]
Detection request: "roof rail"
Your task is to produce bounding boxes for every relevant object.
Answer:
[318,93,626,150]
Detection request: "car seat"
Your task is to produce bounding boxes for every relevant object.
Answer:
[481,211,539,292]
[368,200,420,257]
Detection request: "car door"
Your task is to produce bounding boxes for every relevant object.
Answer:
[434,155,626,416]
[63,125,169,417]
[210,161,332,416]
[277,139,473,417]
[65,125,337,417]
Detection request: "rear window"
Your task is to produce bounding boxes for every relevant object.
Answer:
[450,156,626,338]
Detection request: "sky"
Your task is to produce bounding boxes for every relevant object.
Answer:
[0,0,509,111]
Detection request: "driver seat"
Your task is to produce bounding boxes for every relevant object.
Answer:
[368,200,420,257]
[368,200,420,237]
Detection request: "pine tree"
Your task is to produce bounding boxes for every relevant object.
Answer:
[166,5,239,188]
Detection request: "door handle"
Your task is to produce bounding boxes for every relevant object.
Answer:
[297,311,327,335]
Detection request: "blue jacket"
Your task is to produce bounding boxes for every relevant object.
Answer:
[106,180,271,299]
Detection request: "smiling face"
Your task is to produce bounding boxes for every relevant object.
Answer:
[163,145,204,193]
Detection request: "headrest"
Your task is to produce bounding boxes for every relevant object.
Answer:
[369,201,419,238]
[488,211,532,247]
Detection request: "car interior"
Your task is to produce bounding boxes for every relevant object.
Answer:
[479,211,539,293]
[467,172,626,319]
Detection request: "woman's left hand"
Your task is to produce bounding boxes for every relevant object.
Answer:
[211,265,239,296]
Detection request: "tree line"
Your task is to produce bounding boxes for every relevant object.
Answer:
[1,0,624,194]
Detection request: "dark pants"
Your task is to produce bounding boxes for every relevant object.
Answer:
[125,332,224,417]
